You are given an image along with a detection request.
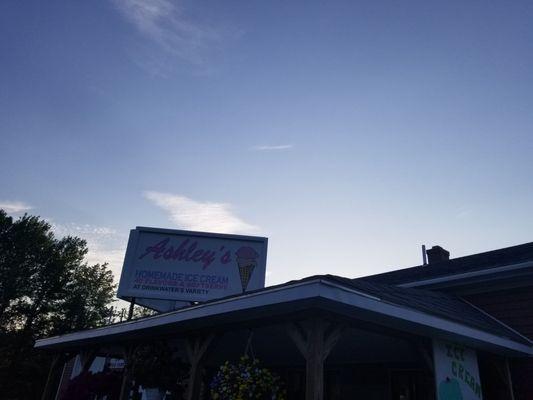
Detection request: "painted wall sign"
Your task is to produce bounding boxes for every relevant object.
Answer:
[117,227,268,304]
[433,339,483,400]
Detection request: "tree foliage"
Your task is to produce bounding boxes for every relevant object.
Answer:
[0,209,117,399]
[131,341,188,393]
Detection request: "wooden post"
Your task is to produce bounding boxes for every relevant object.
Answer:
[504,358,516,400]
[40,353,61,400]
[494,358,516,400]
[415,343,434,373]
[119,345,136,400]
[411,340,435,399]
[409,339,434,374]
[185,334,215,400]
[127,298,136,321]
[505,358,514,400]
[490,357,515,400]
[287,318,344,400]
[53,353,76,400]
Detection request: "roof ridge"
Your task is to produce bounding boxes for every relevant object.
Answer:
[360,241,533,285]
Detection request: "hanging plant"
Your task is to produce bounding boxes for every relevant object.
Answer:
[209,356,286,400]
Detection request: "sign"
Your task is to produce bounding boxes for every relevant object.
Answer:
[433,339,483,400]
[133,297,189,313]
[117,227,268,304]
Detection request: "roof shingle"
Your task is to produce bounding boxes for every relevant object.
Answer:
[362,241,533,285]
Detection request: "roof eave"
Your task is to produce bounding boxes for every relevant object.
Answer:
[35,278,533,357]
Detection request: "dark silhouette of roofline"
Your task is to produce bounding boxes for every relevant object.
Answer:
[361,241,533,286]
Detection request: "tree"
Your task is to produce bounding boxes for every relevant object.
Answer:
[0,209,117,399]
[51,262,115,334]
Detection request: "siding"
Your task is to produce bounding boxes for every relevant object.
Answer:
[463,286,533,400]
[463,286,533,339]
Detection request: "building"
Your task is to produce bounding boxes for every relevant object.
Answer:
[36,242,533,400]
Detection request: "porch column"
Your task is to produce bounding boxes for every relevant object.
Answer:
[41,352,79,400]
[185,334,215,400]
[118,345,136,400]
[492,357,516,400]
[40,353,61,400]
[504,358,516,400]
[413,341,434,374]
[287,318,344,400]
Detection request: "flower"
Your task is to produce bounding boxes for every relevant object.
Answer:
[210,357,286,400]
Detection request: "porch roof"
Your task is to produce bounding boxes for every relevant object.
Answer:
[35,275,533,356]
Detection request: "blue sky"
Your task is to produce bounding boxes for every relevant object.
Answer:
[1,0,533,286]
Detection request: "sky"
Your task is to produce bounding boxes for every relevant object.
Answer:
[1,0,533,289]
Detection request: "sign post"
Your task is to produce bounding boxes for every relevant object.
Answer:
[117,227,268,310]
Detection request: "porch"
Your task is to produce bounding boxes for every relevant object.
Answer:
[35,276,533,399]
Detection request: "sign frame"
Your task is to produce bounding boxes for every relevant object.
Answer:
[433,339,483,400]
[117,226,268,306]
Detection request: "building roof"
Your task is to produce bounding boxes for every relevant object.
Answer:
[35,275,533,356]
[361,241,533,287]
[325,275,530,344]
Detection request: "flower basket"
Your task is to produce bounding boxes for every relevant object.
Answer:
[210,356,286,400]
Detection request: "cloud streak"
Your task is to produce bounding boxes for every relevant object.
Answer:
[144,191,258,234]
[111,0,221,73]
[0,201,33,213]
[251,144,294,151]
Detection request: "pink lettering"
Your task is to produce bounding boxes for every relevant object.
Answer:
[185,242,198,261]
[173,239,190,260]
[201,252,216,269]
[139,237,220,269]
[191,249,204,262]
[163,247,174,259]
[139,238,169,259]
[220,250,231,264]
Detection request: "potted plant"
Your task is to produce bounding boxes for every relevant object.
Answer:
[209,356,286,400]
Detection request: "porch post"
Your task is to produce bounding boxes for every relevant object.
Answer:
[287,317,344,400]
[490,356,516,400]
[40,353,61,400]
[185,334,215,400]
[414,342,434,374]
[504,358,516,400]
[119,345,136,400]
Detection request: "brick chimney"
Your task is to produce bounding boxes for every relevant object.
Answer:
[426,245,450,264]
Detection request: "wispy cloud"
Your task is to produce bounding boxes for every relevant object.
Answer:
[144,191,258,234]
[456,208,471,219]
[0,201,33,213]
[251,144,294,151]
[111,0,223,74]
[52,222,127,281]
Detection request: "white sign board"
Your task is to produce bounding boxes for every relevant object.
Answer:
[133,297,189,313]
[433,339,483,400]
[117,227,267,303]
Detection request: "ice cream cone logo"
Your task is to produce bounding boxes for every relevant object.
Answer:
[235,246,259,293]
